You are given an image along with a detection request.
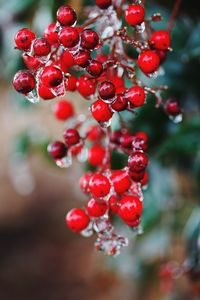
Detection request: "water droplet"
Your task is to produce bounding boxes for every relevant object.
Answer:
[95,233,128,256]
[93,216,113,234]
[101,26,114,39]
[148,70,158,79]
[77,147,88,163]
[25,89,40,103]
[135,22,145,33]
[130,224,143,235]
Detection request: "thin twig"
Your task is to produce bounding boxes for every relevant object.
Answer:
[168,0,182,32]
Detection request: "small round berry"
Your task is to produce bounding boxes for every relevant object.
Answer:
[43,23,59,45]
[22,54,41,70]
[128,151,148,173]
[89,173,111,198]
[13,70,35,94]
[118,195,142,222]
[38,84,55,100]
[125,4,145,26]
[91,99,113,122]
[125,217,141,227]
[149,30,171,51]
[109,130,121,144]
[96,0,112,9]
[14,28,36,50]
[88,144,106,167]
[165,99,181,116]
[74,49,91,67]
[86,125,104,142]
[40,66,63,88]
[56,5,77,26]
[66,208,90,232]
[79,172,92,194]
[156,50,167,63]
[99,81,116,101]
[138,50,160,74]
[129,170,145,182]
[87,60,103,77]
[77,75,96,97]
[47,141,67,159]
[111,170,131,194]
[81,29,99,49]
[58,50,75,72]
[126,86,146,107]
[120,133,133,148]
[63,128,80,146]
[54,100,74,121]
[108,195,119,214]
[87,198,108,217]
[108,74,124,88]
[59,27,79,48]
[66,75,77,91]
[111,94,127,111]
[135,131,148,142]
[32,38,51,56]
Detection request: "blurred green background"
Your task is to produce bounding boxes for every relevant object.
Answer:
[0,0,199,299]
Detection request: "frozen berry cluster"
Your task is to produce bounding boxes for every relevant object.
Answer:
[12,0,182,255]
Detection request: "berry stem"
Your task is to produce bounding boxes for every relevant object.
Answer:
[168,0,182,32]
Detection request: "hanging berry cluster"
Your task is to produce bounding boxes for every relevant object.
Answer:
[13,0,182,256]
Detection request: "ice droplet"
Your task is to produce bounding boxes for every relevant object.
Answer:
[130,224,143,235]
[50,81,65,97]
[95,233,128,256]
[148,70,158,79]
[77,147,88,163]
[93,216,113,234]
[169,113,183,124]
[101,26,114,39]
[25,89,40,103]
[55,154,72,168]
[135,22,145,33]
[99,118,112,128]
[81,222,94,237]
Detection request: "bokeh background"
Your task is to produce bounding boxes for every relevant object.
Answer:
[0,0,200,299]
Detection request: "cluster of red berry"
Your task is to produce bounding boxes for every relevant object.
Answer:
[12,0,182,255]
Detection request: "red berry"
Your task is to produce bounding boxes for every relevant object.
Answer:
[81,29,99,49]
[74,49,91,67]
[63,128,80,146]
[66,208,90,232]
[108,74,124,88]
[138,50,160,74]
[120,133,133,148]
[118,195,143,222]
[91,99,113,122]
[88,144,106,167]
[54,100,74,121]
[149,30,171,51]
[99,81,116,101]
[38,84,55,100]
[89,173,111,198]
[128,151,148,173]
[13,70,35,94]
[125,4,145,26]
[57,5,77,26]
[87,60,103,77]
[96,0,112,9]
[109,130,121,144]
[165,99,181,116]
[108,195,119,214]
[111,93,127,111]
[87,198,108,217]
[40,66,63,88]
[67,75,77,91]
[47,141,67,159]
[79,172,92,194]
[77,75,96,97]
[22,54,41,70]
[58,50,75,72]
[43,23,59,45]
[126,86,146,107]
[135,131,148,142]
[14,28,36,50]
[141,171,149,186]
[33,38,51,56]
[59,27,79,48]
[156,50,167,63]
[86,125,104,142]
[129,170,145,182]
[111,170,131,194]
[125,217,141,227]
